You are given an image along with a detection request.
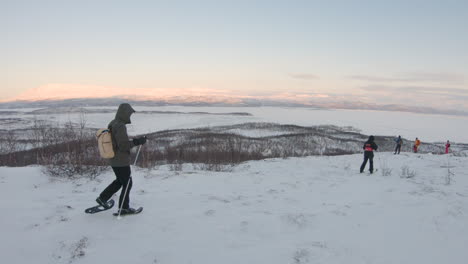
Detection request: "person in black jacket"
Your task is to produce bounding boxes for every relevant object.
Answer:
[96,103,147,214]
[360,135,378,174]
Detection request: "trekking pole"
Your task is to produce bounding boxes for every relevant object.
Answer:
[117,144,143,220]
[445,150,452,185]
[134,144,143,167]
[375,150,383,174]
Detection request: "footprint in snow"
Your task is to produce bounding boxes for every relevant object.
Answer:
[293,242,330,263]
[267,189,280,194]
[240,221,249,231]
[293,249,310,264]
[208,196,230,203]
[283,213,313,229]
[25,223,41,230]
[204,209,216,216]
[330,210,347,216]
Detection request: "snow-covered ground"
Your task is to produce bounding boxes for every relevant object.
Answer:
[2,106,468,142]
[1,152,467,264]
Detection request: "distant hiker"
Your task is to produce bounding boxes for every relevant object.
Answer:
[96,103,147,214]
[445,140,451,154]
[360,135,378,174]
[394,135,402,154]
[413,138,421,153]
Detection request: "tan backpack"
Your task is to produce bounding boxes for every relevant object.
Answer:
[96,128,115,159]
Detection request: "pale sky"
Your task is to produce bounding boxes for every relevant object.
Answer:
[2,0,467,109]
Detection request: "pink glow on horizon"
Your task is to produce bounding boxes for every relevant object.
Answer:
[9,84,237,101]
[4,83,332,105]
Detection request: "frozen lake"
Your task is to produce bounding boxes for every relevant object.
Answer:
[1,106,467,143]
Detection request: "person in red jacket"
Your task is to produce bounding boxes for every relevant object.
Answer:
[445,140,451,154]
[360,135,378,174]
[413,138,421,153]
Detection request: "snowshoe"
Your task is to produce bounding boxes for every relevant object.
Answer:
[85,199,115,214]
[113,207,143,216]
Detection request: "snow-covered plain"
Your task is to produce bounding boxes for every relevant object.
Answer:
[1,106,468,263]
[1,153,467,264]
[2,106,468,142]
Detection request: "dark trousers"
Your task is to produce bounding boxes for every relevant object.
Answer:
[100,166,132,209]
[394,144,401,154]
[360,151,374,173]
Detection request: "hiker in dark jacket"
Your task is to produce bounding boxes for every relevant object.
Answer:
[96,103,146,214]
[394,135,402,154]
[360,135,378,174]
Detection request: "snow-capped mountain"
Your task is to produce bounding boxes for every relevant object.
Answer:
[2,84,468,116]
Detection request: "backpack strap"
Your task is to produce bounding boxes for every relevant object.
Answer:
[107,125,119,151]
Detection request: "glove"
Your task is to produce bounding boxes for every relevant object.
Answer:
[133,137,147,146]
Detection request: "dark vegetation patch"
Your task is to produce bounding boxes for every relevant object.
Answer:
[0,122,447,177]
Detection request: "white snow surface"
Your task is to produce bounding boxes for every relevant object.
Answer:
[1,153,468,264]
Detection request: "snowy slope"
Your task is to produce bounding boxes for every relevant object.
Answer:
[1,153,467,264]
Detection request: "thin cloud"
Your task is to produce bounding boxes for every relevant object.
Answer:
[348,72,466,85]
[290,73,319,80]
[401,72,466,84]
[266,92,329,100]
[359,85,468,95]
[349,75,405,82]
[357,85,468,108]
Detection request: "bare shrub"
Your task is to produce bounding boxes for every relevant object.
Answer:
[117,123,363,168]
[379,159,392,176]
[381,167,393,176]
[4,129,20,153]
[316,137,327,155]
[452,151,468,157]
[169,161,183,171]
[0,121,372,171]
[42,118,107,179]
[1,113,108,178]
[400,165,416,178]
[0,128,27,164]
[4,122,441,175]
[44,162,105,180]
[193,163,234,172]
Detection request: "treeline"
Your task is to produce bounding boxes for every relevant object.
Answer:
[0,122,447,177]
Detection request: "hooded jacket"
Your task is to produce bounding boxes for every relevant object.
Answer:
[363,136,378,152]
[108,103,136,167]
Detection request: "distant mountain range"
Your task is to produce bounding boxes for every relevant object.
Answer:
[2,84,467,116]
[1,96,467,116]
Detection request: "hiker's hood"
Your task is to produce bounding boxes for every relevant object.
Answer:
[368,135,375,142]
[115,103,135,124]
